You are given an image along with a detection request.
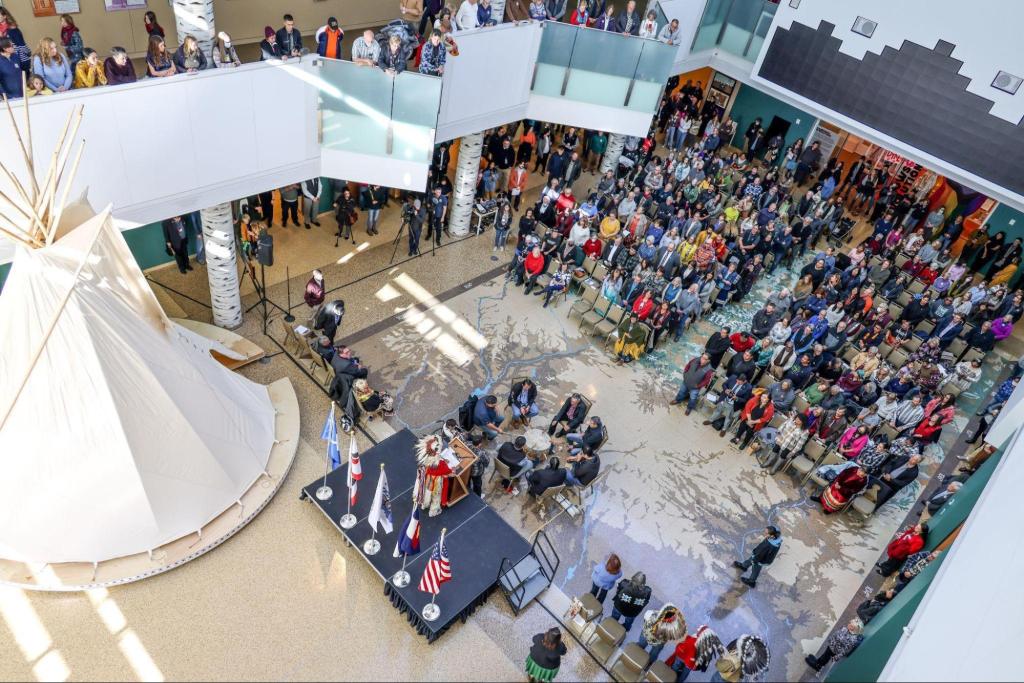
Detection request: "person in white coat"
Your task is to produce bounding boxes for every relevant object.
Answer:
[638,10,658,39]
[456,0,481,30]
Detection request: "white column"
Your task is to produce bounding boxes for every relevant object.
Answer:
[171,0,215,56]
[448,133,483,238]
[200,203,243,329]
[600,134,626,175]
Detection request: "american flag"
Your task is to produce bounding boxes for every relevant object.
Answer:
[418,530,452,595]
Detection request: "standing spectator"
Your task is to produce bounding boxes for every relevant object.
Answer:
[529,1,550,21]
[276,14,304,58]
[671,353,714,415]
[794,141,822,185]
[378,35,407,73]
[212,32,242,69]
[352,30,381,66]
[732,526,782,588]
[103,46,137,85]
[419,0,442,35]
[0,38,22,99]
[590,553,622,603]
[0,8,31,73]
[333,187,357,243]
[163,216,192,274]
[362,185,387,236]
[260,26,284,61]
[301,177,322,229]
[585,131,607,173]
[478,0,498,26]
[805,620,864,672]
[509,161,529,211]
[616,0,641,35]
[32,38,72,92]
[59,14,84,68]
[637,604,686,665]
[73,48,106,88]
[638,10,658,38]
[304,270,326,309]
[400,0,424,27]
[568,1,590,26]
[174,35,208,73]
[144,10,165,38]
[611,572,651,632]
[658,18,682,45]
[593,3,616,30]
[146,35,176,78]
[456,0,481,30]
[525,627,567,683]
[492,138,516,193]
[258,189,275,228]
[317,17,344,59]
[279,183,300,228]
[876,523,928,576]
[419,30,447,75]
[427,185,448,247]
[546,0,569,22]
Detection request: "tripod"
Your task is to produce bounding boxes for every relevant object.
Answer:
[390,217,410,264]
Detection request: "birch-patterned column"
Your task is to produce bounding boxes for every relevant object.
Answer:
[172,0,216,55]
[448,133,483,237]
[599,133,626,175]
[200,203,243,329]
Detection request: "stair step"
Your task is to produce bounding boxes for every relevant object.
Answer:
[499,555,542,592]
[509,571,550,610]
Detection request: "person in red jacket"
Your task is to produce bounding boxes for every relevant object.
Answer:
[523,245,546,295]
[666,624,721,681]
[632,290,655,321]
[581,233,603,260]
[729,330,755,353]
[732,393,774,449]
[876,523,928,576]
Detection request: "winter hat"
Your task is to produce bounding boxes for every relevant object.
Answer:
[264,26,275,39]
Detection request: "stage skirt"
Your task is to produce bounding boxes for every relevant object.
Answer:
[525,656,559,683]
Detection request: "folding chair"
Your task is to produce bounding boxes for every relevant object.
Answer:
[569,285,600,322]
[784,438,829,482]
[534,259,559,290]
[591,261,609,283]
[571,256,598,292]
[580,297,611,333]
[848,483,880,520]
[807,451,845,489]
[908,280,926,295]
[611,643,650,682]
[887,348,909,368]
[594,304,626,340]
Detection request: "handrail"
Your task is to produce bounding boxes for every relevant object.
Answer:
[532,529,560,585]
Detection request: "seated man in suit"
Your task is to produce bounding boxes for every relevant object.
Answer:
[920,480,961,521]
[548,393,588,438]
[874,453,923,509]
[928,313,965,349]
[331,345,368,381]
[564,445,600,487]
[508,378,539,428]
[526,457,568,497]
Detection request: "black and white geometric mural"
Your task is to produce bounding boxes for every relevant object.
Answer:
[758,20,1024,197]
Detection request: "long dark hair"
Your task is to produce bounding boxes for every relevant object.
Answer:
[542,627,562,650]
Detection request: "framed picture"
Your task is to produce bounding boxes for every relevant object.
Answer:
[31,0,56,17]
[707,89,730,109]
[711,72,737,95]
[104,0,147,10]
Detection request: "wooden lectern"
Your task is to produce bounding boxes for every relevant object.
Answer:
[445,437,479,507]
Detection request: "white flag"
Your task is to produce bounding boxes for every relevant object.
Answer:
[367,468,393,534]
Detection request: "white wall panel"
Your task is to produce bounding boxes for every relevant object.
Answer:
[435,22,542,142]
[526,94,653,139]
[320,149,429,193]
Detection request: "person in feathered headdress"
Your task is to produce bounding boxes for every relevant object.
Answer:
[637,603,687,664]
[415,434,457,517]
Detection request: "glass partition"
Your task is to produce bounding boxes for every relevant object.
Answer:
[692,0,779,60]
[533,21,577,98]
[318,58,441,163]
[692,0,732,53]
[532,23,674,115]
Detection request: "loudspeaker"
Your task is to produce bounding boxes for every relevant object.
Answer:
[257,230,274,266]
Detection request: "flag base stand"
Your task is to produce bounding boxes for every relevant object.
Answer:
[391,570,411,588]
[363,539,381,555]
[421,603,440,622]
[315,486,333,501]
[339,514,357,529]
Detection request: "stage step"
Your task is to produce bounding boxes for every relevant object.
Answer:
[499,555,542,593]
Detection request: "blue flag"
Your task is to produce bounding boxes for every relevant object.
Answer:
[320,404,341,470]
[394,505,421,558]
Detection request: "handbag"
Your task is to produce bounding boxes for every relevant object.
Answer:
[715,652,742,683]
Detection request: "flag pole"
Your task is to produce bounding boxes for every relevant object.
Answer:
[315,405,335,501]
[339,433,358,529]
[363,463,385,555]
[421,527,446,622]
[392,553,410,587]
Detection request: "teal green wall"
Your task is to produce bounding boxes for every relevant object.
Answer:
[0,261,9,292]
[987,203,1024,242]
[728,84,818,152]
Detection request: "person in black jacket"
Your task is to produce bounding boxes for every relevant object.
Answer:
[610,572,652,632]
[548,393,588,437]
[873,454,922,509]
[378,35,407,74]
[732,526,782,588]
[527,457,568,497]
[163,216,191,274]
[565,446,600,487]
[749,303,779,339]
[330,345,367,381]
[314,300,346,343]
[0,39,23,99]
[497,436,534,495]
[566,417,604,455]
[856,588,896,625]
[508,378,540,428]
[259,26,284,61]
[275,14,303,58]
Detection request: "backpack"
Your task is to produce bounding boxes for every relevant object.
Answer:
[458,394,479,432]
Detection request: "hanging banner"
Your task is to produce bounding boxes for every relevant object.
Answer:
[32,0,81,16]
[104,0,147,11]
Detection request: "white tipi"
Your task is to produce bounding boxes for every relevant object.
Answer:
[0,97,277,566]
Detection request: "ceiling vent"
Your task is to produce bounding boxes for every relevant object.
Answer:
[992,71,1022,95]
[852,16,877,38]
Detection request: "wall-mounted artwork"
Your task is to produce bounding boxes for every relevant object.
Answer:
[104,0,147,11]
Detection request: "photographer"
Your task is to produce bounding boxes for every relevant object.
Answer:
[333,188,358,246]
[403,194,426,257]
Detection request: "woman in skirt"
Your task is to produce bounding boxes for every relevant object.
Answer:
[526,627,567,682]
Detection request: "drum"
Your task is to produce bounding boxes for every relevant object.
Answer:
[523,428,552,460]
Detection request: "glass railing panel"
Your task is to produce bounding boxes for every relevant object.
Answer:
[319,58,393,157]
[392,71,442,163]
[564,28,642,106]
[627,38,676,111]
[533,21,578,97]
[692,0,732,52]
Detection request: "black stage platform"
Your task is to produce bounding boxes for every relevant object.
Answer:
[302,428,532,642]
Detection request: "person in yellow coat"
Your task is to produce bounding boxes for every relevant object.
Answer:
[600,213,621,240]
[989,257,1019,287]
[73,48,107,88]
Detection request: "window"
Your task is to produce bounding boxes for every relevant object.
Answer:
[788,0,801,7]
